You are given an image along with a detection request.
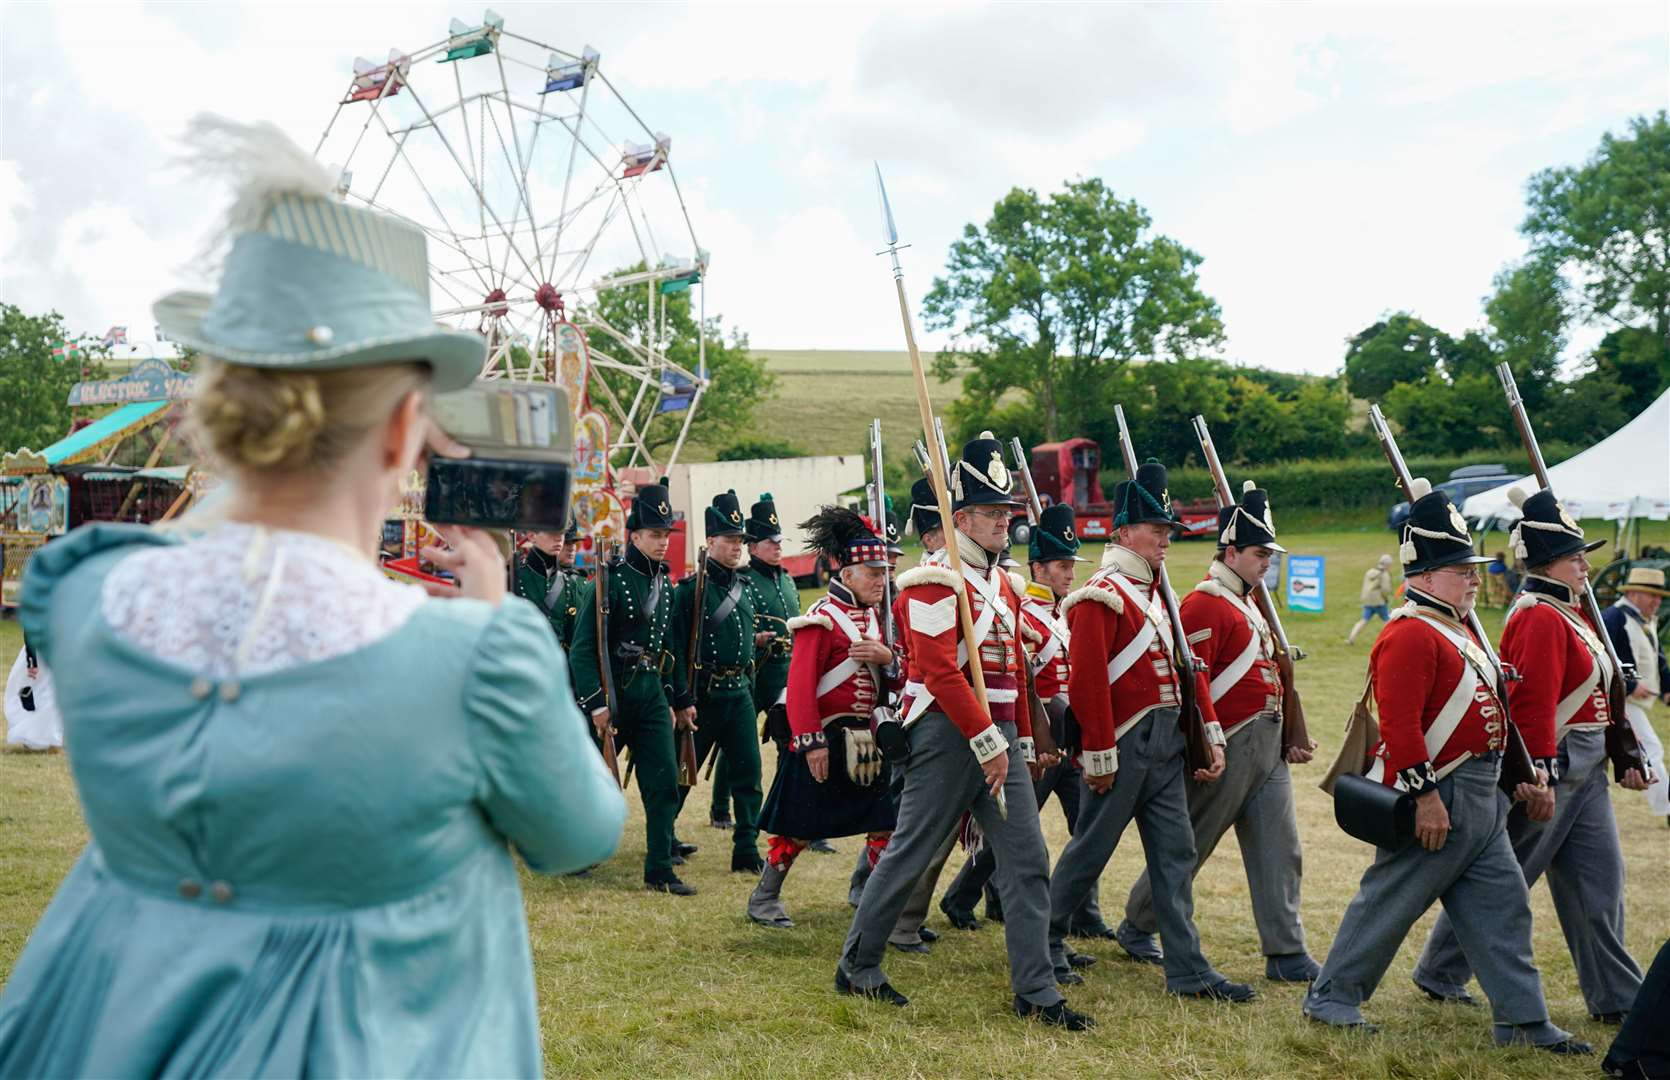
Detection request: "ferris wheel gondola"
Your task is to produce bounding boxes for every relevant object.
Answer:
[313,8,710,503]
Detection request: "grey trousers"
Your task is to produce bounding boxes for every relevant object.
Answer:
[889,828,958,946]
[941,750,1103,928]
[1123,713,1307,958]
[839,713,1061,1006]
[1046,709,1224,993]
[1305,755,1554,1033]
[1414,729,1642,1015]
[845,791,960,947]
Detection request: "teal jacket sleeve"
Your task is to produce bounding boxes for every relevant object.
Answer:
[465,597,624,874]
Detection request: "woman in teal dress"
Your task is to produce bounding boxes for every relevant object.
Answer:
[0,117,626,1077]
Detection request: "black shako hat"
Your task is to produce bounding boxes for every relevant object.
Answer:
[563,516,579,543]
[1218,479,1284,552]
[1400,478,1491,574]
[1113,458,1181,528]
[704,489,747,538]
[626,476,676,531]
[951,430,1021,510]
[1029,503,1086,563]
[745,493,782,544]
[883,495,904,555]
[908,476,942,538]
[1507,486,1604,568]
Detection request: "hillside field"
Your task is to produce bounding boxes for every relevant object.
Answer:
[695,349,967,460]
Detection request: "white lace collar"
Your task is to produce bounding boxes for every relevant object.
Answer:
[102,522,428,679]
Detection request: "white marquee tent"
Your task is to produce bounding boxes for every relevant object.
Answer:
[1463,388,1670,525]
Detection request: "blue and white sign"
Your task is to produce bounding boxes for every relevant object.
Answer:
[1287,554,1325,613]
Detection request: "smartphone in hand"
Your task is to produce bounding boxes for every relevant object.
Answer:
[425,382,574,531]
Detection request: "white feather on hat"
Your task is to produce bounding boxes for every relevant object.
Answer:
[179,114,336,263]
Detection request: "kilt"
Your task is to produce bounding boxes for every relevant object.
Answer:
[759,720,895,840]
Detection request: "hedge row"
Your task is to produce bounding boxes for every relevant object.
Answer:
[1103,446,1576,513]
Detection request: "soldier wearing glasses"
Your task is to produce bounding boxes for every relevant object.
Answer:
[1305,480,1587,1054]
[1413,486,1647,1027]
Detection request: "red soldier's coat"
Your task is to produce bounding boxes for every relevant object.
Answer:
[784,594,882,746]
[1064,552,1212,771]
[1368,609,1506,786]
[1020,588,1070,701]
[897,560,1034,745]
[1180,570,1281,737]
[1499,595,1610,759]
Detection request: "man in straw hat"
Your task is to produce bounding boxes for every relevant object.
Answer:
[834,432,1092,1031]
[572,480,691,894]
[1045,457,1252,1002]
[1305,480,1588,1053]
[1413,487,1648,1026]
[1603,566,1670,820]
[1118,479,1321,984]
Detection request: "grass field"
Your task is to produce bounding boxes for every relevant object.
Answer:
[2,526,1667,1078]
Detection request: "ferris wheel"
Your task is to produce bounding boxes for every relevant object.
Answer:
[312,9,709,493]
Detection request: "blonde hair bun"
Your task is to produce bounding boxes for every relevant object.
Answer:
[190,359,427,475]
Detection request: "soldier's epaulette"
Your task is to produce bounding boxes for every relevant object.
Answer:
[1006,571,1028,598]
[897,564,962,591]
[1060,577,1124,616]
[787,612,833,632]
[1019,619,1044,645]
[1192,579,1232,601]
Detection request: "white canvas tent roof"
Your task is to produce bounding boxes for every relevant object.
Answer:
[1463,388,1670,524]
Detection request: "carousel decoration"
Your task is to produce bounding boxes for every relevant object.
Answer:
[314,9,706,566]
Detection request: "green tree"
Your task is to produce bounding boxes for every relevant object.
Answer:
[1589,326,1670,416]
[1091,357,1233,467]
[1484,258,1567,410]
[1228,376,1297,461]
[0,304,107,453]
[923,178,1223,441]
[586,265,775,462]
[1440,329,1498,382]
[1541,362,1631,445]
[1342,313,1448,400]
[1382,369,1505,455]
[1523,111,1670,342]
[1289,379,1352,459]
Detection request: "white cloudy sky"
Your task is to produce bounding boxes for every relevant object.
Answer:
[2,1,1666,374]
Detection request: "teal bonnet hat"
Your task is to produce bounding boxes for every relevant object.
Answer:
[153,116,485,392]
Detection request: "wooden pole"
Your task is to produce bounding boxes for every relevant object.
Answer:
[888,255,990,717]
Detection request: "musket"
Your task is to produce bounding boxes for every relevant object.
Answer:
[1111,405,1214,774]
[1370,404,1540,794]
[876,164,1004,818]
[868,420,901,694]
[677,546,707,788]
[933,417,953,489]
[1005,437,1063,762]
[594,539,623,788]
[1190,416,1313,760]
[1495,364,1651,783]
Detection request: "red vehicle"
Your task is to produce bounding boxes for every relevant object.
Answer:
[1014,437,1217,544]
